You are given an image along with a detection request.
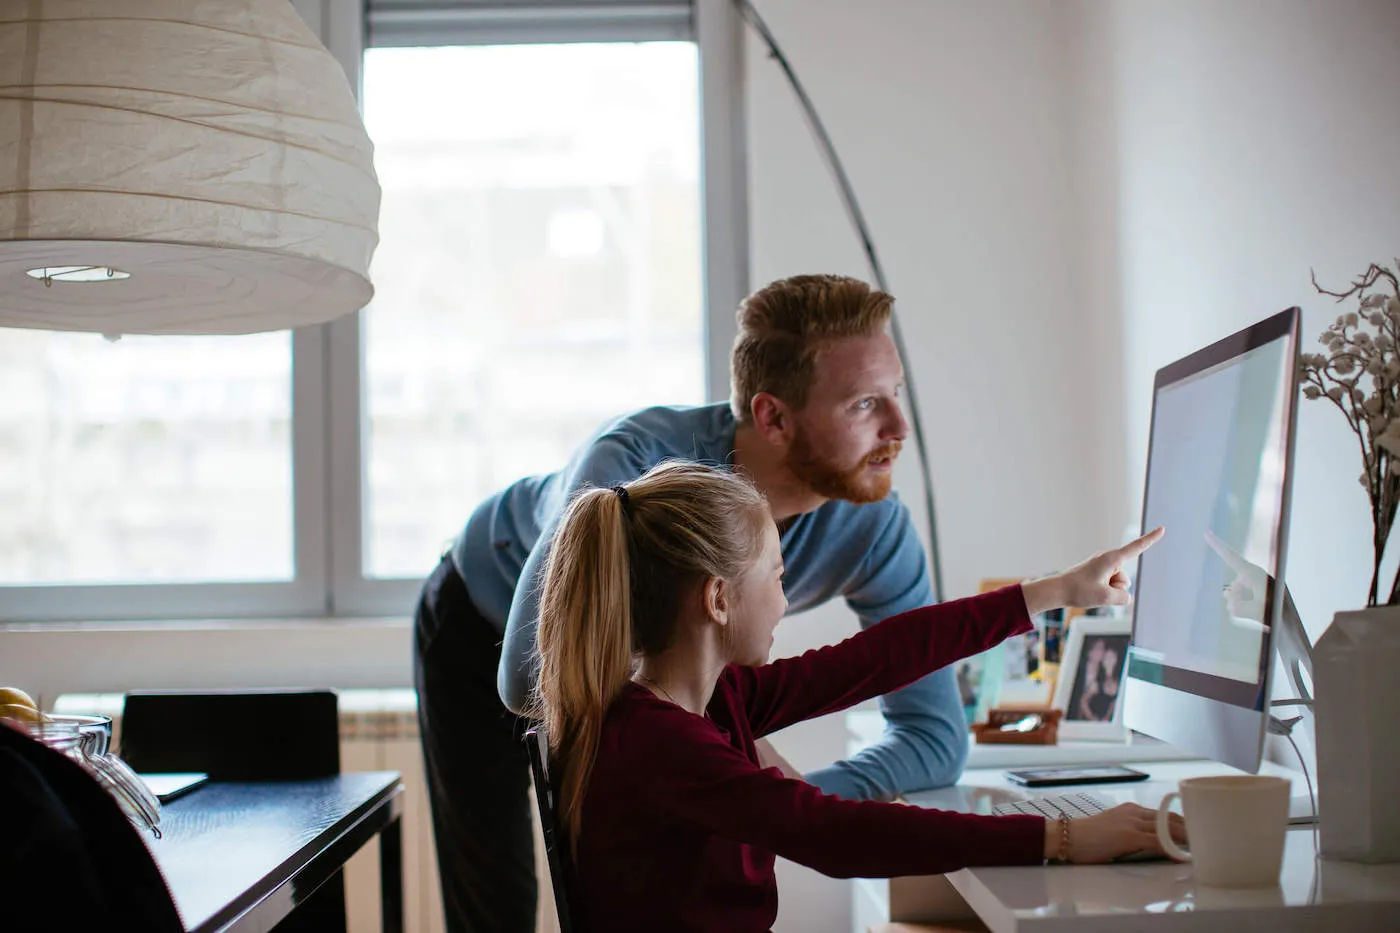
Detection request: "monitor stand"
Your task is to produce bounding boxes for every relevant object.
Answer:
[1274,585,1314,712]
[1270,584,1318,823]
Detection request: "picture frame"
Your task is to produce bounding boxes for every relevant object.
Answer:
[956,579,1053,725]
[1051,615,1132,741]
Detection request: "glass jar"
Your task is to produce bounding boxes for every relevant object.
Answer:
[24,714,163,837]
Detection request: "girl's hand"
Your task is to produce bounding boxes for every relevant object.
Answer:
[1021,527,1165,616]
[1043,802,1187,863]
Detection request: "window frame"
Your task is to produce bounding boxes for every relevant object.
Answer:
[0,0,746,623]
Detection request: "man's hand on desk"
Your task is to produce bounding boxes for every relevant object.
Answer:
[1043,802,1187,863]
[756,738,803,781]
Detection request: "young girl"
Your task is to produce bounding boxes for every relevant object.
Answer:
[533,462,1179,933]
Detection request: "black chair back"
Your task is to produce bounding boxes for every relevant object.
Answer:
[525,726,577,933]
[120,689,340,780]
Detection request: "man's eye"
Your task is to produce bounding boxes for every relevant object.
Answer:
[857,398,875,410]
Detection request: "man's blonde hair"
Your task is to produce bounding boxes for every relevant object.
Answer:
[729,274,894,423]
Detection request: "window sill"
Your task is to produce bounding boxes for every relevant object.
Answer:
[1,617,415,706]
[1,616,410,633]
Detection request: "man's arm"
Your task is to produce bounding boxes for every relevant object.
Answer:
[804,664,968,800]
[496,437,647,713]
[804,499,969,800]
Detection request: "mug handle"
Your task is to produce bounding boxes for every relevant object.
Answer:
[1156,791,1191,862]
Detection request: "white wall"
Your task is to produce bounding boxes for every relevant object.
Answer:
[1104,0,1400,640]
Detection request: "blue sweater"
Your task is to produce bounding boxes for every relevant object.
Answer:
[451,403,968,799]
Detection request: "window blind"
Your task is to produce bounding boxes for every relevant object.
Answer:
[366,1,695,47]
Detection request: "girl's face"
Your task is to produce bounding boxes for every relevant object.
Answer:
[726,520,788,666]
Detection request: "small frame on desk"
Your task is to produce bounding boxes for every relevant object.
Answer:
[960,578,1051,724]
[1051,615,1131,740]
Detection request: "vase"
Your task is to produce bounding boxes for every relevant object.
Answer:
[1315,605,1400,862]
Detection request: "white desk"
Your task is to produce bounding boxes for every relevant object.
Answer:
[845,711,1200,769]
[853,761,1400,933]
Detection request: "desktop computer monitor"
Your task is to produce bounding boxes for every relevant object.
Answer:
[1122,307,1302,774]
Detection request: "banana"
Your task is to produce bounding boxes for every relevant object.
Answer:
[0,688,42,726]
[0,687,37,710]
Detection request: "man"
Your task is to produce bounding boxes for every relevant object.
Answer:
[414,274,968,933]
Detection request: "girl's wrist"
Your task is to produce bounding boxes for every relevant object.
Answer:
[1020,577,1067,617]
[1042,814,1072,862]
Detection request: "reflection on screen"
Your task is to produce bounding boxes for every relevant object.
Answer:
[1134,339,1290,685]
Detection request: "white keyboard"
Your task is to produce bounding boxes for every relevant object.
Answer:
[991,791,1109,820]
[991,790,1171,862]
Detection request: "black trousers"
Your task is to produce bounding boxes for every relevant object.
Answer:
[414,555,536,933]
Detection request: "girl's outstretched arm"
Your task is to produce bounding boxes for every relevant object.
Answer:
[738,528,1164,738]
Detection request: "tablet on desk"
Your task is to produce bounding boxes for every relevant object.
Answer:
[1005,765,1149,787]
[140,772,210,803]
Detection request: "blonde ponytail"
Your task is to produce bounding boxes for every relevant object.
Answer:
[533,462,771,847]
[533,487,634,845]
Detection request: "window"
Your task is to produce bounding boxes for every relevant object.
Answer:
[0,0,744,622]
[361,42,704,579]
[0,331,293,584]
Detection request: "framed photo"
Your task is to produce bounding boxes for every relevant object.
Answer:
[1051,615,1131,741]
[957,579,1054,725]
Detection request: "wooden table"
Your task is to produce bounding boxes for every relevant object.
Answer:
[145,771,404,933]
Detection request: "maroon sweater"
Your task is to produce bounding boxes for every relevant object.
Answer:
[572,585,1046,933]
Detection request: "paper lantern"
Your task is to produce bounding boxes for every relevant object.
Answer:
[0,0,380,335]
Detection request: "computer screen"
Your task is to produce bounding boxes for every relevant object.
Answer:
[1123,308,1301,773]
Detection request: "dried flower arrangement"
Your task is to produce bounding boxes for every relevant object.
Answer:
[1299,261,1400,606]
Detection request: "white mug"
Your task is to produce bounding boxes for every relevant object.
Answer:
[1155,775,1290,887]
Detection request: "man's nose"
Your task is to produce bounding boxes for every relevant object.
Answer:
[883,399,910,441]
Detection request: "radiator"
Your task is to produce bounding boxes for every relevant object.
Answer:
[54,690,561,933]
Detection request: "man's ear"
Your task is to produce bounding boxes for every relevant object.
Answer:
[750,392,795,446]
[704,576,729,626]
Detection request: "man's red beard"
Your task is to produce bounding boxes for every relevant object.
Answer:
[786,433,902,504]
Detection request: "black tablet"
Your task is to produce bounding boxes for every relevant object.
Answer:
[140,772,210,803]
[1005,765,1149,788]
